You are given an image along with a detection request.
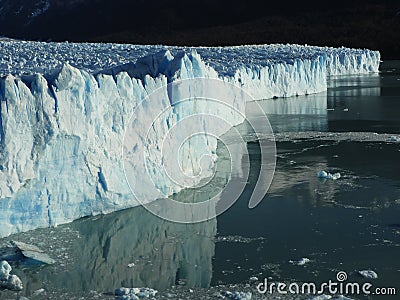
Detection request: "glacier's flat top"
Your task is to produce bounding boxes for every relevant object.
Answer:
[0,40,375,77]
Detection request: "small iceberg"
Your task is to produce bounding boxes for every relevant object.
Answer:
[289,257,311,266]
[11,241,55,265]
[358,270,378,279]
[388,136,400,143]
[0,261,23,291]
[223,291,252,300]
[115,287,158,299]
[317,171,341,180]
[249,276,258,282]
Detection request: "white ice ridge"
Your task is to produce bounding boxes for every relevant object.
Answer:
[0,41,380,77]
[0,43,380,237]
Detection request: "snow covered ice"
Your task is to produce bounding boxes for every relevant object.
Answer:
[0,40,380,236]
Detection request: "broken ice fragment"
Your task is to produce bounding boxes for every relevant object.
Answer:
[0,260,11,280]
[115,287,158,299]
[223,291,252,300]
[11,241,55,265]
[4,274,23,291]
[388,136,400,143]
[249,276,258,281]
[290,257,311,266]
[358,270,378,279]
[0,260,23,291]
[317,171,341,180]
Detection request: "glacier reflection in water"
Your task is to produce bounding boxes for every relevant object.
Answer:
[3,204,217,295]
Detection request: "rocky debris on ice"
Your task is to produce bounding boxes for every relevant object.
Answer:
[289,257,311,266]
[115,287,158,299]
[358,270,378,279]
[317,171,341,180]
[222,291,252,300]
[0,261,23,291]
[11,241,55,265]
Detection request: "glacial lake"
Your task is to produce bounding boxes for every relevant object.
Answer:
[0,61,399,299]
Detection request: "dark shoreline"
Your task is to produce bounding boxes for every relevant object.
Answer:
[1,2,399,60]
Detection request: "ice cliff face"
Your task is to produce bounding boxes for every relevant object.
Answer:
[0,43,380,237]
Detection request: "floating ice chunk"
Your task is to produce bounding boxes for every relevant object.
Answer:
[307,295,332,300]
[115,287,158,299]
[297,257,311,265]
[358,270,378,279]
[216,235,265,243]
[223,291,252,300]
[388,136,400,143]
[317,171,341,180]
[115,288,131,296]
[33,288,46,295]
[11,241,55,265]
[249,276,258,281]
[0,260,23,291]
[0,261,11,280]
[4,275,23,291]
[290,257,311,266]
[317,171,328,178]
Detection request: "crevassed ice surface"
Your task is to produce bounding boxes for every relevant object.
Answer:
[0,41,380,237]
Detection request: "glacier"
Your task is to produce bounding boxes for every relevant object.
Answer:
[0,41,380,237]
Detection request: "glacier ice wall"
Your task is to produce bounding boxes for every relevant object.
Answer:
[0,44,380,237]
[0,50,238,236]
